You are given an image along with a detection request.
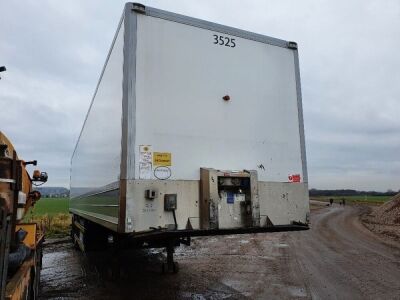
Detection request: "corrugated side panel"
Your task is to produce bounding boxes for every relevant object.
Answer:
[69,21,124,231]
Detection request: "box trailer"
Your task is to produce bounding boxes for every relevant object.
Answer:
[70,3,309,272]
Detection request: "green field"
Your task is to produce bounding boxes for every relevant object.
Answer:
[311,195,391,205]
[23,198,70,237]
[28,197,69,216]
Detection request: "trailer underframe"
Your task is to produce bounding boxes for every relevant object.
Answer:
[71,213,308,273]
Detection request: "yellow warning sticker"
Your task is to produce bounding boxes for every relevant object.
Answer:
[153,152,171,166]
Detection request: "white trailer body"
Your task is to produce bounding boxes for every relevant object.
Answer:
[70,3,309,238]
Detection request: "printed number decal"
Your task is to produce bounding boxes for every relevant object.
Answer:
[213,34,236,48]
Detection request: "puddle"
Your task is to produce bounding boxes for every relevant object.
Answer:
[287,286,307,297]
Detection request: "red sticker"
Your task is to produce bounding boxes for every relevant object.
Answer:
[288,174,301,182]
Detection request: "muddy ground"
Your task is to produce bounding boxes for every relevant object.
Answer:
[39,205,400,299]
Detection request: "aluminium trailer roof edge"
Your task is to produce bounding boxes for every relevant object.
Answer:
[129,2,293,49]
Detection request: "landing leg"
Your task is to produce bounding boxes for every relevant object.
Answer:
[162,241,179,273]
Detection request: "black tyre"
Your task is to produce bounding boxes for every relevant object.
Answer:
[173,262,179,273]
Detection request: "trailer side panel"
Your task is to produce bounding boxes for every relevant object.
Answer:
[70,17,125,231]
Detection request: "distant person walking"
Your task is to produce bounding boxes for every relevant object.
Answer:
[342,198,346,206]
[329,198,333,206]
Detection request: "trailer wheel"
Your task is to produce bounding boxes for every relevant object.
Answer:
[71,215,80,250]
[161,261,179,274]
[73,239,79,250]
[71,231,80,251]
[172,261,179,273]
[161,262,166,274]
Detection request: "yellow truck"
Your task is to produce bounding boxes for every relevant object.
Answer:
[0,132,47,300]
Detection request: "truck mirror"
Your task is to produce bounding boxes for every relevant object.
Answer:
[32,170,48,183]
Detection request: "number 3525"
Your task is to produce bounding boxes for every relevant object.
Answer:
[213,34,236,48]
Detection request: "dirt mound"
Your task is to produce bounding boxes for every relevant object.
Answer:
[374,193,400,225]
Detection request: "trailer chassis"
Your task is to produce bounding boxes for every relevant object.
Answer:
[71,213,308,274]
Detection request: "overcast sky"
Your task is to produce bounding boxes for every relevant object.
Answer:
[1,0,399,191]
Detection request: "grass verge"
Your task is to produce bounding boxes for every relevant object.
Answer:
[24,197,70,238]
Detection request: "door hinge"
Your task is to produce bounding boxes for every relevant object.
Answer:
[287,41,298,49]
[132,3,146,14]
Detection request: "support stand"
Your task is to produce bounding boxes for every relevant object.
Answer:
[162,240,179,273]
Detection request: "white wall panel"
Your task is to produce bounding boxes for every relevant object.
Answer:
[133,15,302,182]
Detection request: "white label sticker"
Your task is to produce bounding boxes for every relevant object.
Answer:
[139,145,152,179]
[139,162,152,180]
[154,166,171,180]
